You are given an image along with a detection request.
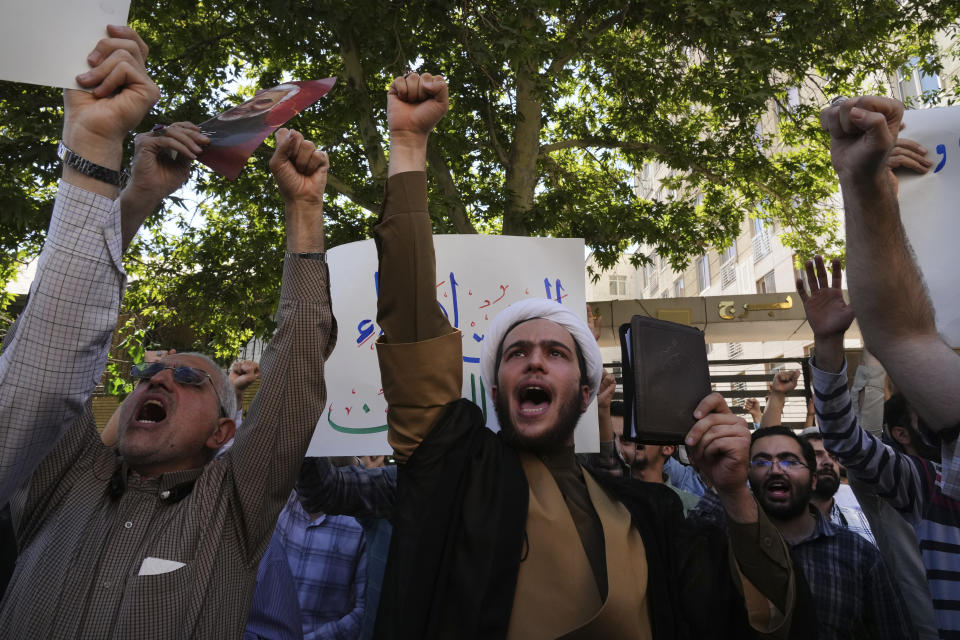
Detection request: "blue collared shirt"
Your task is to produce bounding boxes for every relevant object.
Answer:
[276,494,367,640]
[790,508,912,639]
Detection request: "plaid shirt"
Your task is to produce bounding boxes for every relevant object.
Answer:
[277,494,367,640]
[792,507,913,640]
[1,180,336,638]
[692,492,913,639]
[0,182,123,506]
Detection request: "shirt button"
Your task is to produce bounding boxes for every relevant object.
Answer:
[160,490,171,500]
[124,521,133,529]
[101,581,111,588]
[762,536,772,547]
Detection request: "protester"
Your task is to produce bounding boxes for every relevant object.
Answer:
[819,96,960,496]
[615,428,700,515]
[275,489,367,639]
[297,457,397,640]
[798,429,876,545]
[744,398,763,428]
[846,343,938,640]
[244,531,304,640]
[747,426,913,639]
[368,70,806,639]
[0,27,335,637]
[800,253,960,637]
[758,370,801,428]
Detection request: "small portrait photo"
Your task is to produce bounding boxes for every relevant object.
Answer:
[197,78,336,180]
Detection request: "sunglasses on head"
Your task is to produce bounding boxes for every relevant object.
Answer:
[130,362,228,418]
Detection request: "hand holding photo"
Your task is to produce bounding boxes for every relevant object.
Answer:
[197,78,337,180]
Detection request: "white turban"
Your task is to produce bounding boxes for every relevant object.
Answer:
[481,298,604,402]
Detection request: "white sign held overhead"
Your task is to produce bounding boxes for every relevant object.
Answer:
[0,0,130,90]
[305,234,599,457]
[898,107,960,347]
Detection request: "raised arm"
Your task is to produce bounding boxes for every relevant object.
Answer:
[226,128,336,555]
[373,73,461,462]
[686,393,795,634]
[0,26,159,505]
[759,370,800,428]
[798,256,924,518]
[820,97,960,434]
[296,458,397,520]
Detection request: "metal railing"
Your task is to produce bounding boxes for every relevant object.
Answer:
[604,355,812,430]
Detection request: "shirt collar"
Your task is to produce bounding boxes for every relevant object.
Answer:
[801,504,841,543]
[111,459,205,503]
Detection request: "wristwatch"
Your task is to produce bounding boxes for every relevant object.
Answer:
[286,251,326,261]
[57,142,130,190]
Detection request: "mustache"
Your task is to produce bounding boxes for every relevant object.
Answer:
[815,467,839,478]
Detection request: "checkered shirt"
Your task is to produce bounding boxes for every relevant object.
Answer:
[1,180,336,638]
[792,507,913,639]
[0,181,123,506]
[276,493,367,640]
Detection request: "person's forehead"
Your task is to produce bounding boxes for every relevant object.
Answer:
[751,434,803,458]
[502,318,576,350]
[808,439,827,453]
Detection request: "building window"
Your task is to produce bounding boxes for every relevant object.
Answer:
[919,69,940,94]
[752,218,772,262]
[727,342,743,359]
[609,274,627,296]
[696,256,710,293]
[673,278,684,298]
[756,270,776,294]
[720,244,737,290]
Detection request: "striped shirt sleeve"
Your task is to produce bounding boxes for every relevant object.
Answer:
[811,361,924,522]
[0,181,123,506]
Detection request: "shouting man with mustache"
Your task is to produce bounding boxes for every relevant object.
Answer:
[748,426,911,639]
[369,70,810,640]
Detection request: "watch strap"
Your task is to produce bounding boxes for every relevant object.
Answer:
[57,142,130,190]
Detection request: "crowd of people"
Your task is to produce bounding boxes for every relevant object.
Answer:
[1,24,959,640]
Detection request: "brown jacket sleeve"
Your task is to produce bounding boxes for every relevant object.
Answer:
[373,172,462,462]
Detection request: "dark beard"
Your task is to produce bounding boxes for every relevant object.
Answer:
[752,479,813,520]
[495,387,583,453]
[813,469,840,499]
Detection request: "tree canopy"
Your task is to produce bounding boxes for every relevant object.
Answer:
[1,0,957,368]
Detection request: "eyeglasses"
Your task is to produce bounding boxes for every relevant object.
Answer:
[130,362,228,418]
[749,455,809,472]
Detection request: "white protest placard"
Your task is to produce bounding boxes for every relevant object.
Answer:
[305,235,600,457]
[0,0,130,90]
[898,106,960,347]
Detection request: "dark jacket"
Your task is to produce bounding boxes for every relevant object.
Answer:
[375,399,815,639]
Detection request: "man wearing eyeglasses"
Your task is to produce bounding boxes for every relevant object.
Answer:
[748,427,912,639]
[0,27,335,639]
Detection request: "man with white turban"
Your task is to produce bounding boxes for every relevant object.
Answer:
[370,72,807,640]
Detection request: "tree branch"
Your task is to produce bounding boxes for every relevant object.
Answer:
[339,32,389,183]
[326,173,379,215]
[549,4,630,75]
[539,138,784,201]
[482,92,510,166]
[426,139,477,234]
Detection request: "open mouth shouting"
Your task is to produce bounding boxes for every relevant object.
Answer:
[516,383,552,420]
[764,478,792,502]
[132,396,169,427]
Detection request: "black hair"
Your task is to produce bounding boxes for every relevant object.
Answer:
[884,393,911,435]
[751,426,816,472]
